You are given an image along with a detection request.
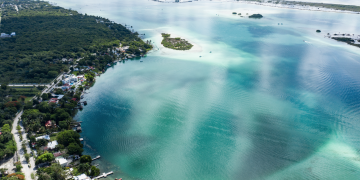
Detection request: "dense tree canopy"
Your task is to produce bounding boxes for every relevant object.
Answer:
[0,0,150,83]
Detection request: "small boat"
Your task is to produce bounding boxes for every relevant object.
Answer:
[140,60,143,62]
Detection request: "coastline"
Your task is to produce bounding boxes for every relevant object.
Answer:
[0,0,152,179]
[236,1,360,14]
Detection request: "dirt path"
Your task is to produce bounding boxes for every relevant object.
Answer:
[11,111,36,180]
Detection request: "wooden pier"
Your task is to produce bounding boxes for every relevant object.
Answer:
[92,155,101,161]
[92,171,113,179]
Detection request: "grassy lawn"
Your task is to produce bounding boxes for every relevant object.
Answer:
[25,97,33,102]
[8,87,41,101]
[72,71,79,76]
[50,133,57,141]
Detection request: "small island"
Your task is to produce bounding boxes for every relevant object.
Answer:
[249,14,263,19]
[161,33,193,50]
[316,30,321,33]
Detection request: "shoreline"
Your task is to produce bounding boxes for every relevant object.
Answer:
[236,1,360,15]
[0,0,152,179]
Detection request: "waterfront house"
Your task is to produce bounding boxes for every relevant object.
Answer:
[122,46,130,51]
[11,32,16,36]
[47,140,58,150]
[74,174,91,180]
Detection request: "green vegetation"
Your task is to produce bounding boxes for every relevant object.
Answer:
[332,37,360,48]
[0,0,151,83]
[161,33,193,50]
[290,1,360,12]
[0,99,19,160]
[80,155,92,164]
[3,172,25,180]
[35,153,55,165]
[37,163,66,180]
[249,14,263,19]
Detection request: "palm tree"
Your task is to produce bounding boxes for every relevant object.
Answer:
[50,164,67,180]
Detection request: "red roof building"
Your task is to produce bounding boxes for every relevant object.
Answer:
[49,98,58,104]
[71,98,77,102]
[45,120,53,129]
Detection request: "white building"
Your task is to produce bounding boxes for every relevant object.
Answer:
[62,74,78,84]
[47,140,58,150]
[74,174,91,180]
[36,135,50,141]
[55,156,68,167]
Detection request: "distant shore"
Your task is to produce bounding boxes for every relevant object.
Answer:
[236,0,360,14]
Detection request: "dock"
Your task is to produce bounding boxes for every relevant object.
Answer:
[92,155,101,161]
[92,171,113,179]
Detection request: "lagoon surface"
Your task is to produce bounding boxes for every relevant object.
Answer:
[52,0,360,179]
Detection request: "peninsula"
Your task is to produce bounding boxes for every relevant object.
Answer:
[161,33,193,50]
[0,0,151,179]
[0,0,151,84]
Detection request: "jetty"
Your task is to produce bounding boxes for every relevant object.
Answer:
[92,155,101,161]
[92,171,113,179]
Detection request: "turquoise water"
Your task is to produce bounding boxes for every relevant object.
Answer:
[52,0,360,179]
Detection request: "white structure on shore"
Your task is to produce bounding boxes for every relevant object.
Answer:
[74,174,91,180]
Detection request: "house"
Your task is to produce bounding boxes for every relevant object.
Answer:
[45,120,54,129]
[49,98,58,104]
[74,68,79,71]
[0,33,11,38]
[53,152,64,157]
[74,174,91,180]
[51,94,64,100]
[62,74,78,84]
[36,135,50,141]
[62,84,71,91]
[11,32,16,36]
[55,156,68,167]
[47,140,58,150]
[123,46,130,51]
[71,98,78,102]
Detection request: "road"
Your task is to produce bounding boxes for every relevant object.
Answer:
[11,111,36,180]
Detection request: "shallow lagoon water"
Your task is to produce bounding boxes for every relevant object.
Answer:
[52,0,360,179]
